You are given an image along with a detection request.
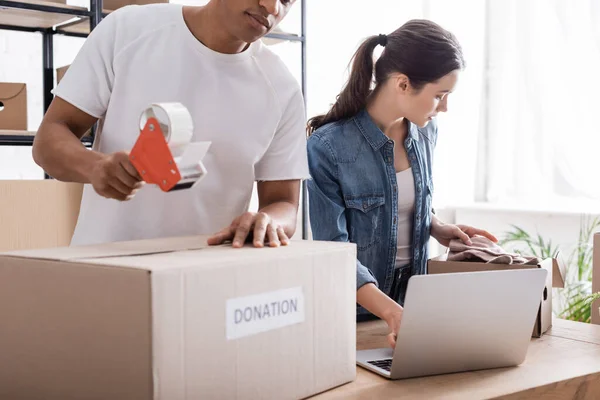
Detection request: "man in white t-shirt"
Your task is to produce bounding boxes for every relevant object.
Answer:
[32,0,309,248]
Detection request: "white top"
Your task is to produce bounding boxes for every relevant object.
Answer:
[395,168,415,268]
[53,4,310,246]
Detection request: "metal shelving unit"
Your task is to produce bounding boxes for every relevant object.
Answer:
[0,0,101,147]
[0,0,308,238]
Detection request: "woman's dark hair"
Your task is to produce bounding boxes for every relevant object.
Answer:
[307,19,465,134]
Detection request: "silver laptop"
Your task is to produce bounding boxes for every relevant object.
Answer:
[357,268,547,379]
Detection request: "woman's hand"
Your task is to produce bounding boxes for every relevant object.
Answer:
[431,217,498,247]
[382,306,403,348]
[357,283,404,348]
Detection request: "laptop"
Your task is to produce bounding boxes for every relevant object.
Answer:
[356,268,547,379]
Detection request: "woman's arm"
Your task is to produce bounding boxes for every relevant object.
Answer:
[357,283,403,348]
[307,134,403,347]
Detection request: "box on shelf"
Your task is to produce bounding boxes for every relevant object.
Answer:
[0,82,27,131]
[103,0,168,11]
[428,253,566,337]
[0,236,357,399]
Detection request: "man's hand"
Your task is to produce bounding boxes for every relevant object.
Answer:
[90,151,144,201]
[207,211,290,248]
[431,218,498,247]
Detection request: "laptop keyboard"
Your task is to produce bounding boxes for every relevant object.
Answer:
[367,359,393,371]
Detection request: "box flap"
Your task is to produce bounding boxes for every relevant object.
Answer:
[553,251,567,289]
[430,253,448,262]
[77,239,357,271]
[1,236,356,272]
[0,235,209,262]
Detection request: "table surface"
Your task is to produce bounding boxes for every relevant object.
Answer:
[313,318,600,400]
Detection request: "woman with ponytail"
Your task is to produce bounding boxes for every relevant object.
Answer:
[307,20,497,348]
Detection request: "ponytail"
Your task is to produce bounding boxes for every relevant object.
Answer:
[307,35,381,135]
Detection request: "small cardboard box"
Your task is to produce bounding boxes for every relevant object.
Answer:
[428,254,561,338]
[593,233,600,325]
[0,82,27,130]
[0,236,356,400]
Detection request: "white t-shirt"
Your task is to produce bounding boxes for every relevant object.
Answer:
[53,4,310,246]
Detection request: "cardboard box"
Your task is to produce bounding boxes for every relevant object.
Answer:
[593,233,600,325]
[103,0,168,11]
[0,180,82,251]
[56,64,69,83]
[0,236,356,399]
[428,254,559,337]
[0,82,27,130]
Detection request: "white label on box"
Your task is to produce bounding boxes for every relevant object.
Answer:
[226,286,305,340]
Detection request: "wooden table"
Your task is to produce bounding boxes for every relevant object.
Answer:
[314,318,600,399]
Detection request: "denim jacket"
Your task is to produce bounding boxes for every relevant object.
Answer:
[307,109,437,313]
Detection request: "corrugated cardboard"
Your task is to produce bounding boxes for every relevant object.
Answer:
[56,64,69,83]
[593,233,600,325]
[103,0,168,11]
[428,254,554,338]
[0,180,82,251]
[0,236,356,400]
[0,82,27,130]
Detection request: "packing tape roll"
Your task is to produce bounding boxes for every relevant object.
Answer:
[139,103,193,153]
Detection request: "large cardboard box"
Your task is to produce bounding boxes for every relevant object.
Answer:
[593,233,600,325]
[0,236,356,399]
[0,180,82,251]
[0,82,27,130]
[428,254,561,338]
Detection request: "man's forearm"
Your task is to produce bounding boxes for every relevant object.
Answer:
[33,121,104,183]
[258,201,298,238]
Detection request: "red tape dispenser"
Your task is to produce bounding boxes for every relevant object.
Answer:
[129,103,211,192]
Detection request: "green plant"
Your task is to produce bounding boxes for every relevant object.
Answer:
[500,215,600,323]
[500,225,560,260]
